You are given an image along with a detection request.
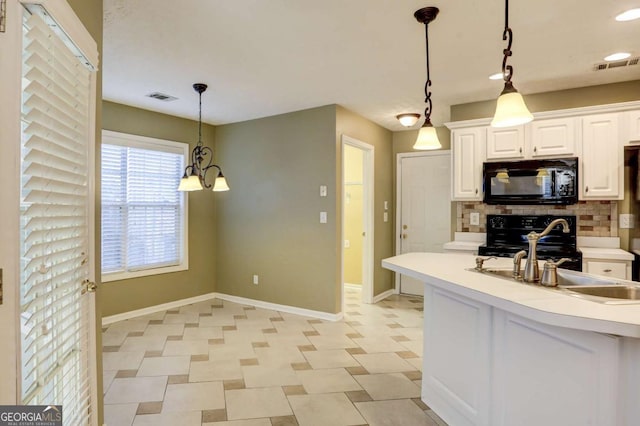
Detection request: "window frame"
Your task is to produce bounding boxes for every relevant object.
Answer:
[101,130,189,282]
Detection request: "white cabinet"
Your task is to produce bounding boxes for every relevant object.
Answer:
[626,110,640,143]
[492,311,620,426]
[580,113,622,199]
[452,127,485,201]
[583,260,630,280]
[486,126,525,160]
[529,117,576,157]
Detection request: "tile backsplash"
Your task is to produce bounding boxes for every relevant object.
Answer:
[457,201,617,237]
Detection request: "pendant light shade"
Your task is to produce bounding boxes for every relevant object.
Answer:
[491,0,533,128]
[178,83,229,192]
[413,122,441,150]
[413,7,441,150]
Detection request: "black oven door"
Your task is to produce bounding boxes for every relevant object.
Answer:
[483,158,578,205]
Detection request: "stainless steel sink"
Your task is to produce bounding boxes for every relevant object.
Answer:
[474,268,618,287]
[565,285,640,300]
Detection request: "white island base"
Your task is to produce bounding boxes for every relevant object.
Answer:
[383,253,640,426]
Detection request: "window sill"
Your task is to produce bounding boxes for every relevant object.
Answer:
[101,263,188,283]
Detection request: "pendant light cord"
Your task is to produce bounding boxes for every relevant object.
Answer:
[198,90,203,147]
[423,21,433,124]
[501,0,514,83]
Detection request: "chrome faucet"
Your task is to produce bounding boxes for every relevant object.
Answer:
[523,218,570,283]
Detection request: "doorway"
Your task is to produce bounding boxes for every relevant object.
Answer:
[342,135,374,305]
[396,151,451,295]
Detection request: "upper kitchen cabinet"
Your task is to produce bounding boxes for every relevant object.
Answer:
[486,126,525,160]
[529,117,577,157]
[579,113,622,200]
[451,127,485,201]
[625,110,640,143]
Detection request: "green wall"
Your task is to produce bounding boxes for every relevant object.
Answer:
[101,101,218,316]
[336,106,395,298]
[215,105,340,313]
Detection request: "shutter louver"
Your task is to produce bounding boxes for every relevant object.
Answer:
[20,7,93,425]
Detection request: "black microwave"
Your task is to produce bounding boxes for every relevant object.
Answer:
[483,157,578,205]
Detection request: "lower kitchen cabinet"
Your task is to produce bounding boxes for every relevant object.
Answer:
[422,283,636,426]
[583,259,631,280]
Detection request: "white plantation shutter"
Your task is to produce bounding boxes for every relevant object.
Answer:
[20,5,95,426]
[101,135,186,279]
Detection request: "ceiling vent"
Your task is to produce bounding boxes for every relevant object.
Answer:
[146,92,178,102]
[593,57,639,71]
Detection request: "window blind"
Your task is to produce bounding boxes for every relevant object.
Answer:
[101,142,185,276]
[20,7,93,426]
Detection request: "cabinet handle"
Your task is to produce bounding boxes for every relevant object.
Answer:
[533,146,537,153]
[519,147,522,154]
[603,269,612,273]
[585,186,589,193]
[475,188,478,194]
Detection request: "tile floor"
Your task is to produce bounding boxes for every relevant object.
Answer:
[102,287,448,426]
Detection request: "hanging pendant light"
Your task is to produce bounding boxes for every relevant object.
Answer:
[413,7,441,150]
[491,0,533,128]
[178,83,229,192]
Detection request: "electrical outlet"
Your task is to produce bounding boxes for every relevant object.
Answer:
[344,239,350,248]
[253,274,259,285]
[383,212,389,223]
[620,214,635,229]
[320,212,327,223]
[470,212,480,226]
[320,185,327,197]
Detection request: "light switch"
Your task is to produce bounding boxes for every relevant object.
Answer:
[384,201,388,211]
[320,212,327,223]
[320,185,327,197]
[383,212,389,222]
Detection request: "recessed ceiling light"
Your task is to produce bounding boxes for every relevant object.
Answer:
[604,52,631,61]
[489,72,504,80]
[616,8,640,21]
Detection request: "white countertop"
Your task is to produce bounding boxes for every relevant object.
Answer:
[579,247,634,261]
[382,252,640,338]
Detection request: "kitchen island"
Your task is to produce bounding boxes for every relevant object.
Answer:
[383,252,640,426]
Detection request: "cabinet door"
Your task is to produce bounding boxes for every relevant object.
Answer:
[492,312,619,426]
[529,117,576,157]
[452,128,485,200]
[580,113,621,199]
[486,126,525,160]
[627,110,640,143]
[585,260,628,280]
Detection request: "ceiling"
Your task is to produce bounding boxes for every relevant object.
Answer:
[102,0,640,132]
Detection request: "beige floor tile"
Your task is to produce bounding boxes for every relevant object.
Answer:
[137,356,190,377]
[303,349,360,369]
[242,364,301,388]
[223,330,266,345]
[189,359,243,382]
[162,339,208,356]
[353,353,416,374]
[103,351,145,371]
[399,339,424,356]
[104,403,138,426]
[310,322,356,335]
[182,326,224,340]
[306,335,358,350]
[103,370,117,395]
[199,314,237,327]
[352,336,407,353]
[132,411,202,426]
[354,373,421,400]
[179,300,215,314]
[102,330,129,346]
[355,399,438,426]
[163,312,199,324]
[254,346,307,366]
[288,393,365,426]
[265,333,312,348]
[209,342,256,361]
[226,387,293,420]
[203,419,272,426]
[104,376,167,404]
[120,336,167,352]
[406,357,423,371]
[144,324,185,337]
[162,381,225,412]
[296,368,362,394]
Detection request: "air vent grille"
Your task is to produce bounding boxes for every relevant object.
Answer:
[593,57,639,71]
[146,92,178,102]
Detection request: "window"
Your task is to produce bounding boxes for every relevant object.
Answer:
[101,131,188,281]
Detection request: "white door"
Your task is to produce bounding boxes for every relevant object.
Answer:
[0,1,99,423]
[398,152,451,295]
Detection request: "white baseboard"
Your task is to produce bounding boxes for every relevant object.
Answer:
[102,292,343,326]
[373,289,395,303]
[214,292,343,322]
[101,292,216,326]
[343,283,362,290]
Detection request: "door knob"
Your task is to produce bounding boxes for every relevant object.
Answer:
[81,279,97,295]
[402,225,408,230]
[402,233,408,239]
